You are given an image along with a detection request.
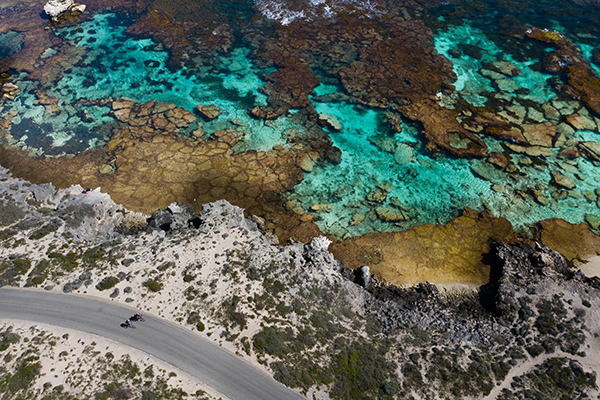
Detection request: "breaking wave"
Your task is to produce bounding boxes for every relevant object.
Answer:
[254,0,385,25]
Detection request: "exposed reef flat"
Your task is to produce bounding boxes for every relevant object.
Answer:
[2,0,600,291]
[0,98,329,243]
[2,166,600,399]
[331,208,516,286]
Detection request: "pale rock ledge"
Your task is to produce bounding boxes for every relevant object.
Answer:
[44,0,86,22]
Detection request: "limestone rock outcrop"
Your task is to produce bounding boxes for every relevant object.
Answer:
[43,0,86,22]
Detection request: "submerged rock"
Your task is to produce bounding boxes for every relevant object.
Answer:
[349,213,366,226]
[317,113,343,131]
[485,126,527,144]
[551,171,576,189]
[366,188,388,204]
[488,152,509,169]
[489,60,521,77]
[310,204,332,212]
[565,113,597,131]
[521,122,557,147]
[565,66,600,117]
[368,135,395,154]
[211,129,244,146]
[297,152,319,173]
[375,207,405,222]
[585,214,600,230]
[394,143,414,165]
[578,141,600,161]
[196,104,222,121]
[397,101,488,158]
[558,146,579,159]
[525,27,567,47]
[283,199,305,215]
[530,188,550,206]
[506,143,553,157]
[2,82,19,95]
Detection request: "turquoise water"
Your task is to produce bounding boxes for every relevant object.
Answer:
[289,20,600,239]
[581,44,600,76]
[434,24,556,107]
[0,31,24,59]
[2,12,295,155]
[2,2,600,238]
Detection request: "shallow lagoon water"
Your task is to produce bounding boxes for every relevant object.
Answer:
[2,2,600,239]
[3,12,294,155]
[291,19,600,239]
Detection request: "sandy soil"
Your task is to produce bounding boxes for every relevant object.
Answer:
[580,255,600,278]
[0,320,227,399]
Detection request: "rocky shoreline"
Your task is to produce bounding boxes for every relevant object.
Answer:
[1,165,600,399]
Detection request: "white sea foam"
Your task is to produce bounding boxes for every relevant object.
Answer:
[254,0,384,25]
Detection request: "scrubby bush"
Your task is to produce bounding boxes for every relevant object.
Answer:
[253,326,287,357]
[96,276,120,291]
[29,219,63,240]
[0,201,25,226]
[142,279,162,292]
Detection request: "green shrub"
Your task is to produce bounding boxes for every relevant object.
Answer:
[143,280,162,292]
[2,358,41,393]
[0,331,20,351]
[13,258,31,274]
[0,201,25,226]
[253,326,287,357]
[96,276,120,291]
[29,219,63,240]
[582,300,591,308]
[381,381,399,395]
[47,252,79,272]
[503,357,596,399]
[329,341,393,400]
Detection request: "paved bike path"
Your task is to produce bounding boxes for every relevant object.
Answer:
[0,287,305,400]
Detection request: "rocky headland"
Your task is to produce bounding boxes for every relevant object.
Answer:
[1,166,600,399]
[1,1,600,397]
[1,0,600,291]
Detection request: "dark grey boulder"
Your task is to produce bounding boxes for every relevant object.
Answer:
[354,266,372,290]
[63,280,82,293]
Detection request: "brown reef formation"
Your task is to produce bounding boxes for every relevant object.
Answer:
[397,101,488,157]
[526,27,600,117]
[2,1,600,289]
[0,99,326,242]
[331,211,600,287]
[535,218,600,263]
[247,12,479,156]
[330,208,516,286]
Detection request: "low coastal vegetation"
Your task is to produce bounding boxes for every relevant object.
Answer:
[0,173,599,399]
[0,325,213,400]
